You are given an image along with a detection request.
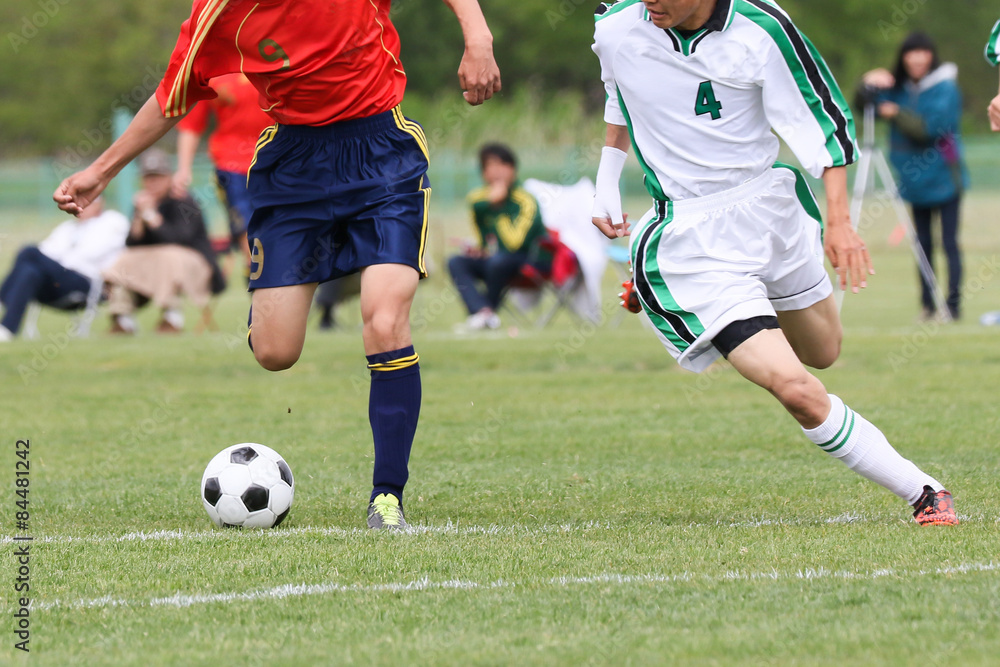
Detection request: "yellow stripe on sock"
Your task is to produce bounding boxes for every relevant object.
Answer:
[367,353,420,371]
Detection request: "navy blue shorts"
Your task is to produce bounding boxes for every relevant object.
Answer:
[215,169,254,244]
[245,107,430,289]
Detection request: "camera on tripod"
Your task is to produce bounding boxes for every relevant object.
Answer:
[855,82,890,109]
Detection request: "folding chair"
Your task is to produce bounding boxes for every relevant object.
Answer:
[22,277,105,340]
[503,231,584,328]
[521,178,609,324]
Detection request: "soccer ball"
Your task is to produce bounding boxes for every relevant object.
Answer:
[201,443,294,528]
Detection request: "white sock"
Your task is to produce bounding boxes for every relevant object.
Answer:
[0,324,13,341]
[802,394,942,505]
[163,309,185,329]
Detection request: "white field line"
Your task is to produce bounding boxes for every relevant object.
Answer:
[1,512,992,548]
[27,561,1000,612]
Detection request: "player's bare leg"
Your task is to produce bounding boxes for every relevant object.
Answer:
[359,262,421,529]
[776,294,842,370]
[359,263,418,355]
[249,282,317,371]
[725,326,955,523]
[726,328,830,427]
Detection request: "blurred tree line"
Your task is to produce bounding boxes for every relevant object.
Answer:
[1,0,997,157]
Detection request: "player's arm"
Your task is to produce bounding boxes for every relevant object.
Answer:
[822,166,872,293]
[173,129,202,196]
[54,96,182,216]
[441,0,500,105]
[174,100,211,195]
[592,123,630,239]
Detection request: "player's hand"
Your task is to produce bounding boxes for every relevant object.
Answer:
[171,169,192,197]
[53,166,111,217]
[988,94,1000,132]
[824,220,874,293]
[458,39,501,105]
[592,212,629,240]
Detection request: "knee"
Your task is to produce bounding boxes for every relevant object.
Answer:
[363,310,409,349]
[251,335,302,372]
[447,255,468,278]
[364,312,409,342]
[771,372,828,424]
[13,246,43,268]
[800,335,841,370]
[16,246,42,260]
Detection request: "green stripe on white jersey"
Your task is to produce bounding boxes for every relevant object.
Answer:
[592,0,857,202]
[594,0,642,22]
[987,19,1000,66]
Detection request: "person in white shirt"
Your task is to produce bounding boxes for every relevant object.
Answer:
[0,197,128,340]
[591,0,956,525]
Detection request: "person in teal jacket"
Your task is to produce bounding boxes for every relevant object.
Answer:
[863,32,969,320]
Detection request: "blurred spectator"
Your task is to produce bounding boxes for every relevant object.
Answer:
[448,144,548,330]
[103,149,225,334]
[314,274,361,330]
[0,197,128,341]
[987,19,1000,131]
[173,73,274,276]
[862,32,969,321]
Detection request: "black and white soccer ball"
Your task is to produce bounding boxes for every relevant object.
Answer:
[201,443,294,528]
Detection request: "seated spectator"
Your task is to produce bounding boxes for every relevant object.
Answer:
[448,144,548,330]
[103,149,225,334]
[0,196,128,341]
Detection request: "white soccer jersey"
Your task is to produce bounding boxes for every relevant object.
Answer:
[593,0,858,201]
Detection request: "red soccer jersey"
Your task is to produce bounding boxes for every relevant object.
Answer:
[156,0,407,126]
[177,73,274,173]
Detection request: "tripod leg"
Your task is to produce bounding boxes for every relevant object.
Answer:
[871,152,951,322]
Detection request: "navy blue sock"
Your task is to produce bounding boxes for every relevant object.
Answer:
[367,345,421,505]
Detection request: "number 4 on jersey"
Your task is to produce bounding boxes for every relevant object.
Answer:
[695,81,722,120]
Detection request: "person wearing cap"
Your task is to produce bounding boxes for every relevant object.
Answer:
[862,32,969,321]
[102,148,225,334]
[0,197,128,341]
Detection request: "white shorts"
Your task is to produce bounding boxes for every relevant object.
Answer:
[629,165,832,373]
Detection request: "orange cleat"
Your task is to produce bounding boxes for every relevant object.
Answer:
[912,485,958,526]
[619,278,641,313]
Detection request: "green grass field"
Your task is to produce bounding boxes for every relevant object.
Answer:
[2,189,1000,666]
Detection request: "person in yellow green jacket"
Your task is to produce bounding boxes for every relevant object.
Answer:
[448,144,548,330]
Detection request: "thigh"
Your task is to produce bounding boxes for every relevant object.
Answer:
[484,253,527,282]
[449,254,487,281]
[726,327,812,391]
[776,293,842,368]
[251,283,317,352]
